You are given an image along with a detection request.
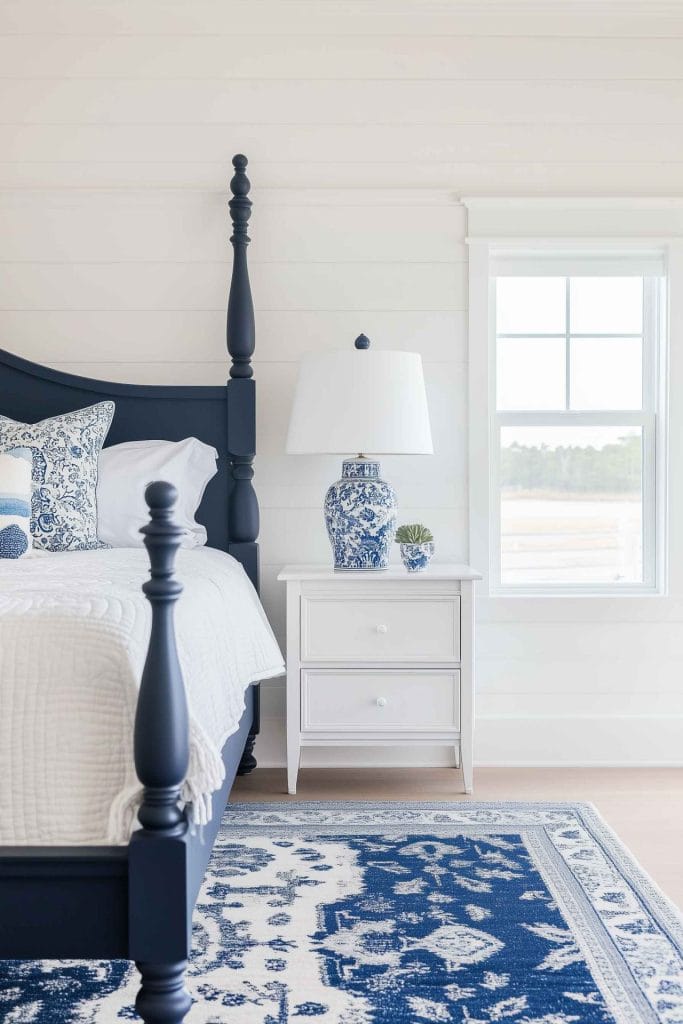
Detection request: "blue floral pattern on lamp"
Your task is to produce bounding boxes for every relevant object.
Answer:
[324,458,397,570]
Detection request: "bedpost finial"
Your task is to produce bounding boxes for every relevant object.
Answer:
[354,333,371,350]
[230,154,251,198]
[140,481,184,594]
[145,480,178,513]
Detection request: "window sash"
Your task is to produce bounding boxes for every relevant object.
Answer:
[490,415,656,593]
[489,269,663,595]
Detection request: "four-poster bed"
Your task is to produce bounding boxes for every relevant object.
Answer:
[0,155,263,1023]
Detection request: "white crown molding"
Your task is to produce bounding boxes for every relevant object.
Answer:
[463,195,683,242]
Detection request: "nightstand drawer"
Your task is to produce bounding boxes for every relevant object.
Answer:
[301,596,460,663]
[302,669,460,732]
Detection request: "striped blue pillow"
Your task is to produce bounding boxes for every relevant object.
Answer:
[0,447,32,559]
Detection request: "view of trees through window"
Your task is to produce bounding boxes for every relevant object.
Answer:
[494,269,658,589]
[501,433,642,496]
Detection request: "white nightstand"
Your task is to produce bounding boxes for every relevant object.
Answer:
[277,564,481,795]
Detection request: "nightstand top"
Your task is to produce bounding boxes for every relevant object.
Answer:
[277,563,482,582]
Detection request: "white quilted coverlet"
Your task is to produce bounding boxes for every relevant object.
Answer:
[0,547,284,846]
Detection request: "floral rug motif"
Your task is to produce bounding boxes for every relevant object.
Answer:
[1,802,682,1023]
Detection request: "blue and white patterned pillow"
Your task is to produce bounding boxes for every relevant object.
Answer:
[0,447,32,558]
[0,402,114,552]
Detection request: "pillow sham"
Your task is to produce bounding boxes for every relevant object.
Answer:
[0,402,114,552]
[0,447,32,559]
[96,437,218,548]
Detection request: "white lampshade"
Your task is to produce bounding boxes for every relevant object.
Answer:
[286,347,433,455]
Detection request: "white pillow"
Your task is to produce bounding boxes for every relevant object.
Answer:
[96,438,218,548]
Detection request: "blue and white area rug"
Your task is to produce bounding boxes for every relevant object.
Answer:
[1,802,682,1023]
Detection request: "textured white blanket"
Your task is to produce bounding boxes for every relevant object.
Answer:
[0,548,284,845]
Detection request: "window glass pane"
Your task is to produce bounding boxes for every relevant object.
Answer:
[500,426,643,585]
[497,338,566,410]
[496,277,566,334]
[569,276,643,334]
[570,337,642,410]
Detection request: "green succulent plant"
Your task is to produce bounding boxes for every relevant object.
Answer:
[395,523,434,544]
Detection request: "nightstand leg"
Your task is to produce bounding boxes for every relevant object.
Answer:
[461,745,474,795]
[460,580,475,795]
[285,581,301,796]
[287,746,300,796]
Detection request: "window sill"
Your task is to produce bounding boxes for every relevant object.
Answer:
[489,585,664,599]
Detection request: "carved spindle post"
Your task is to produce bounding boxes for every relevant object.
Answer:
[227,153,255,380]
[135,481,188,835]
[133,481,192,1024]
[227,153,260,774]
[226,154,259,560]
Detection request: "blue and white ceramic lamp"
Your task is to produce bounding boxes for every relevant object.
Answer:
[323,456,397,570]
[286,335,433,570]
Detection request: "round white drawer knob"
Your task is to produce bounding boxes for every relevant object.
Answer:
[376,697,388,708]
[376,624,388,634]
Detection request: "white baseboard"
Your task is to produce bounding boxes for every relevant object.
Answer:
[253,713,683,768]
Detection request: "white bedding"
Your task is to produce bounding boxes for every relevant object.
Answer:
[0,547,284,845]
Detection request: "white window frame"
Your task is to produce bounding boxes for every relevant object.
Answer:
[490,255,664,596]
[465,200,673,602]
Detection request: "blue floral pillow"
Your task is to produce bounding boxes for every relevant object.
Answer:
[0,447,32,558]
[0,402,114,551]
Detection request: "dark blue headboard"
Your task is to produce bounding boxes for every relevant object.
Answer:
[0,155,259,589]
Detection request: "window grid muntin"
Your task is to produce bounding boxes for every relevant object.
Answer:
[495,275,646,414]
[491,270,660,594]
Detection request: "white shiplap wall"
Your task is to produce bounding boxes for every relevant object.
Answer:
[2,0,683,767]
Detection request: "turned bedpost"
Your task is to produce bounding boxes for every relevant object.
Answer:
[227,153,259,576]
[227,153,261,772]
[130,481,192,1024]
[227,153,255,381]
[134,481,189,834]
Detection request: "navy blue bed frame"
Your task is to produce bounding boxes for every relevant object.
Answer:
[0,156,260,1023]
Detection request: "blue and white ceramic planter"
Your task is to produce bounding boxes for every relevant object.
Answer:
[324,458,397,570]
[400,541,435,572]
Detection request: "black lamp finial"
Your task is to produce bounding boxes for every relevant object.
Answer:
[354,333,370,350]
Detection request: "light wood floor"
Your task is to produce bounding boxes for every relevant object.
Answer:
[232,766,683,909]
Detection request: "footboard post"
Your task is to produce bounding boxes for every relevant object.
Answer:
[129,482,192,1024]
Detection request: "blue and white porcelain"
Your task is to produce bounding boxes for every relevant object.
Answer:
[400,540,435,572]
[0,401,114,551]
[324,457,397,570]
